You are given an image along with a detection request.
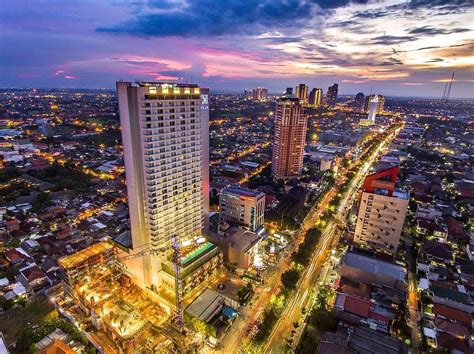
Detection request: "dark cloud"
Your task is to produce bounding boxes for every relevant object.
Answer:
[407,0,473,9]
[98,0,316,37]
[98,0,379,37]
[260,37,302,44]
[371,35,416,45]
[408,26,470,35]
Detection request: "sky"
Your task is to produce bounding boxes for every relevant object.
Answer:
[1,0,473,97]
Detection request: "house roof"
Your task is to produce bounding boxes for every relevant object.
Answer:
[432,304,472,326]
[342,295,371,318]
[342,251,405,281]
[436,331,471,354]
[431,285,469,305]
[422,240,452,260]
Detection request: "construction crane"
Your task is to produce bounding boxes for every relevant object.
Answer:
[442,71,455,101]
[172,235,184,328]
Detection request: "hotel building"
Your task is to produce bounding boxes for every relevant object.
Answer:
[116,81,220,292]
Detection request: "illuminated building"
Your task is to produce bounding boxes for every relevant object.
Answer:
[364,94,385,113]
[359,95,379,126]
[116,81,218,291]
[219,186,265,232]
[367,95,379,122]
[244,87,268,101]
[354,92,365,112]
[353,166,409,254]
[308,88,323,107]
[271,97,307,178]
[295,84,308,104]
[326,83,338,107]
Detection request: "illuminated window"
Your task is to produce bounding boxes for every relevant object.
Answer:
[149,87,157,94]
[194,88,200,94]
[174,87,180,94]
[184,87,190,94]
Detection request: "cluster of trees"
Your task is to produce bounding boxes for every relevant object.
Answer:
[0,167,22,183]
[28,162,91,192]
[291,228,322,267]
[253,294,285,344]
[16,317,95,353]
[296,286,337,354]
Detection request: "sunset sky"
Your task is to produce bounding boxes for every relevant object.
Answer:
[1,0,473,97]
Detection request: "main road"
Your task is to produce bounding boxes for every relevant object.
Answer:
[263,125,402,353]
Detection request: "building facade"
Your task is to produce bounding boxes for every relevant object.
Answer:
[364,94,385,113]
[295,84,308,104]
[354,92,365,112]
[326,83,338,107]
[116,81,210,289]
[353,167,409,253]
[219,186,265,232]
[309,88,323,107]
[271,97,307,178]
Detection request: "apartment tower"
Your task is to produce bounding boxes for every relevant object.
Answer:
[271,97,307,178]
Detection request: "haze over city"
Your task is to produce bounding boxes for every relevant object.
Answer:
[1,0,473,97]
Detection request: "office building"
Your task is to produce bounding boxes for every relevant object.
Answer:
[295,84,308,104]
[271,97,307,178]
[116,81,216,290]
[353,166,409,254]
[219,185,265,232]
[286,87,293,96]
[326,83,338,107]
[354,92,365,112]
[244,89,253,100]
[308,88,323,107]
[364,94,385,113]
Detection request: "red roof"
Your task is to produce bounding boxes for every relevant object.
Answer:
[363,166,399,196]
[436,331,471,353]
[21,265,47,283]
[343,295,370,318]
[432,304,472,327]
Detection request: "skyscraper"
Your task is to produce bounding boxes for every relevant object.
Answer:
[295,84,308,104]
[116,81,212,289]
[367,95,379,123]
[353,166,409,253]
[308,88,323,107]
[286,87,293,96]
[271,97,307,178]
[364,94,385,113]
[354,92,365,112]
[326,83,338,107]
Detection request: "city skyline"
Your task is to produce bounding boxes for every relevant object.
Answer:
[1,0,473,98]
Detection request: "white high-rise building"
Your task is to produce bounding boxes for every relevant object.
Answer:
[116,81,212,290]
[367,95,379,122]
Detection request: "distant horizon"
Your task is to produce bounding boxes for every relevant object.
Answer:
[1,1,473,98]
[1,85,473,100]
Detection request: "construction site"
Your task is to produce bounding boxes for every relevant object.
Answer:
[56,240,219,353]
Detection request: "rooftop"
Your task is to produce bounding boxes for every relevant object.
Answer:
[343,251,405,282]
[222,185,264,198]
[58,241,114,269]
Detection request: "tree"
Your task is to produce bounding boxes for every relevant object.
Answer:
[281,269,301,290]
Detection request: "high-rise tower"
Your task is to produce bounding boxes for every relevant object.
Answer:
[271,97,307,178]
[326,83,338,107]
[354,92,365,112]
[309,88,323,107]
[116,81,210,289]
[295,84,308,104]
